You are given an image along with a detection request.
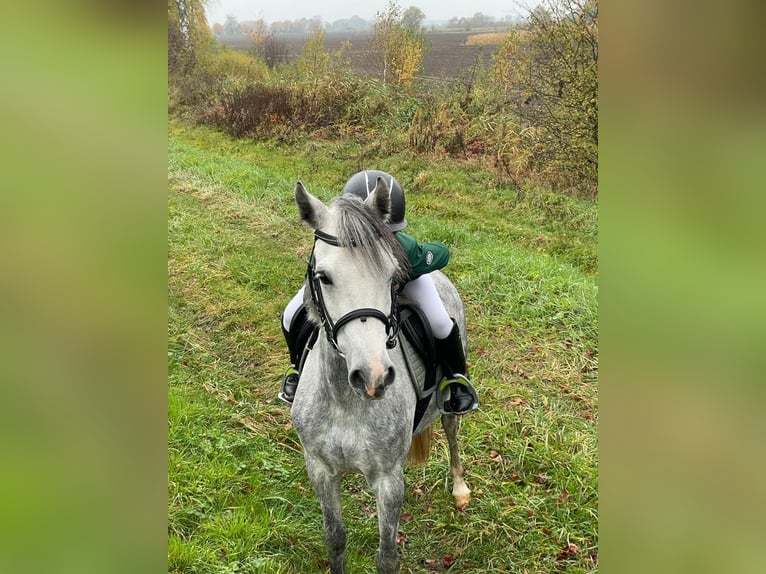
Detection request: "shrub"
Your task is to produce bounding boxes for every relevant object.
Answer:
[205,50,270,86]
[408,97,467,154]
[171,48,270,108]
[216,83,293,137]
[213,76,364,138]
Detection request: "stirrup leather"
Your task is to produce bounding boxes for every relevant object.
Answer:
[436,374,479,415]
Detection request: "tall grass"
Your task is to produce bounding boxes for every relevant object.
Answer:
[168,118,597,573]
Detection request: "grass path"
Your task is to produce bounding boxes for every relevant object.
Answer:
[168,119,598,573]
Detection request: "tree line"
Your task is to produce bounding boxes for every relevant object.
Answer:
[211,10,422,37]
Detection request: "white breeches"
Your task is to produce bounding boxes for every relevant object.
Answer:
[401,274,453,339]
[282,286,306,330]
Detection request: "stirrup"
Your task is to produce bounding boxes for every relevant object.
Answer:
[436,374,479,415]
[278,366,299,405]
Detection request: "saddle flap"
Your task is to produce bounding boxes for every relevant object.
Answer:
[397,304,441,433]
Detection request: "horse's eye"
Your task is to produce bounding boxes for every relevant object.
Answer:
[317,273,333,286]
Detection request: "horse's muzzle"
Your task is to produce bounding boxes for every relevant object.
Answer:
[349,363,396,399]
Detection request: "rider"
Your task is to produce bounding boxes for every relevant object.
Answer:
[279,170,478,415]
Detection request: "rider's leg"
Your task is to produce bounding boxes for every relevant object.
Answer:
[279,286,306,404]
[401,275,478,415]
[282,285,306,331]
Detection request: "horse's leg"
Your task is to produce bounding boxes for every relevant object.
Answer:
[441,413,471,510]
[369,469,404,574]
[306,456,346,574]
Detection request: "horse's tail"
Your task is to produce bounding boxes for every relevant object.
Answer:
[408,425,433,465]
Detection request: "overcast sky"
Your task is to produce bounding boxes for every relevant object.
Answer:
[204,0,527,25]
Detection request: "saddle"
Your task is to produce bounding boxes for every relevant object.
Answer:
[294,302,440,433]
[397,303,442,434]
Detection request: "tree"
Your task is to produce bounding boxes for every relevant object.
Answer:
[223,14,240,35]
[245,19,287,68]
[294,29,332,79]
[401,6,426,33]
[470,12,494,28]
[168,0,211,73]
[492,0,598,191]
[369,0,429,86]
[243,18,268,45]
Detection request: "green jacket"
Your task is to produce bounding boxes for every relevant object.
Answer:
[395,231,450,280]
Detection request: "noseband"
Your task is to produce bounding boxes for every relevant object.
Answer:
[307,229,399,355]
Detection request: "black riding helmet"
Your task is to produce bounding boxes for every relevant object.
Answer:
[341,170,407,231]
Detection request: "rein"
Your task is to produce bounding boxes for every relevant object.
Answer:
[307,230,399,355]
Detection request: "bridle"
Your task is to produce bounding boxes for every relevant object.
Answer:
[307,229,399,355]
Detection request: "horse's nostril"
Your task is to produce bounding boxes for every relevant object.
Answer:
[384,366,396,387]
[349,364,394,397]
[349,368,367,390]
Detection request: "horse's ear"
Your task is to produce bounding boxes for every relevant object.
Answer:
[364,177,391,222]
[295,182,328,230]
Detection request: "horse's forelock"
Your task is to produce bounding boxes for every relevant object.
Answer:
[332,196,410,282]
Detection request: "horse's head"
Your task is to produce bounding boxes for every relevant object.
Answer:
[295,178,410,400]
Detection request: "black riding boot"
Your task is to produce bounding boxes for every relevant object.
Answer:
[435,321,479,415]
[279,323,300,405]
[279,306,311,405]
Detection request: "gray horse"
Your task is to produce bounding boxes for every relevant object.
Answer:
[290,179,470,574]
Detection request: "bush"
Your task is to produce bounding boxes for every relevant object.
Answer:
[408,96,467,154]
[171,48,270,108]
[205,50,270,86]
[215,83,293,137]
[212,76,364,138]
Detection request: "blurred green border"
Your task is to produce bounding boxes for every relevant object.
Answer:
[0,3,168,574]
[600,0,766,572]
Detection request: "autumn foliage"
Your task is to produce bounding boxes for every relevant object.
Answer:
[168,0,598,195]
[369,0,429,87]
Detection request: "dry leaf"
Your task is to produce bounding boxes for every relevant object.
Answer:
[557,542,580,560]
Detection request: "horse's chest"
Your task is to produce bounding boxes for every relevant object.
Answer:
[293,404,407,472]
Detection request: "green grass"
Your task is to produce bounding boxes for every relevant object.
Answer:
[168,117,598,573]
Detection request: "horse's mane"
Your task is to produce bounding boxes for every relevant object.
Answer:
[332,195,410,283]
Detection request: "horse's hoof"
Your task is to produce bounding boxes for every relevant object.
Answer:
[454,493,471,511]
